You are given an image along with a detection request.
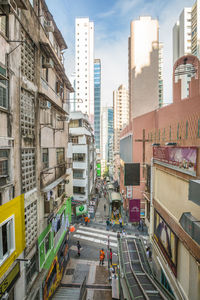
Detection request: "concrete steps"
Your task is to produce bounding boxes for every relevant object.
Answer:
[52,287,80,300]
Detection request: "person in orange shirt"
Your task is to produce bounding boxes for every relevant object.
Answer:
[99,248,105,266]
[84,216,88,226]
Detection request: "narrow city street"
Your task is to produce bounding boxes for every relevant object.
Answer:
[52,192,149,299]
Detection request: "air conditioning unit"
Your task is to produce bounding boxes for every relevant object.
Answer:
[44,20,54,32]
[57,115,68,122]
[42,57,54,69]
[40,100,51,109]
[0,0,17,13]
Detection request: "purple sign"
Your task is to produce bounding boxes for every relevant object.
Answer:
[129,199,140,222]
[153,146,197,176]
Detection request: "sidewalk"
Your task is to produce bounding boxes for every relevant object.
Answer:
[94,196,109,223]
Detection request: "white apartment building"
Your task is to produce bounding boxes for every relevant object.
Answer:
[113,85,129,153]
[173,7,192,64]
[69,112,95,203]
[129,16,160,119]
[75,18,94,125]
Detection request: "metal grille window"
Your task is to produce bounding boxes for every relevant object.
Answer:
[21,149,36,193]
[73,170,84,179]
[25,200,37,249]
[0,150,8,176]
[21,30,35,82]
[56,148,64,164]
[26,253,37,290]
[42,148,49,169]
[21,89,35,137]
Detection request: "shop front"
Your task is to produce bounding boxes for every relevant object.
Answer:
[42,231,69,300]
[0,262,20,299]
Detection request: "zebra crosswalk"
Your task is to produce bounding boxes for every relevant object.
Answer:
[72,225,118,248]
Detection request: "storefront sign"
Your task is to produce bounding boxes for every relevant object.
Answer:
[76,204,87,216]
[88,206,94,213]
[154,210,178,276]
[0,262,20,297]
[126,186,132,199]
[90,200,95,206]
[153,146,197,176]
[129,199,140,222]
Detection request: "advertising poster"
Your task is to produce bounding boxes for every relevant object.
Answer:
[76,204,87,216]
[154,210,178,276]
[129,199,140,222]
[126,186,132,199]
[153,146,197,176]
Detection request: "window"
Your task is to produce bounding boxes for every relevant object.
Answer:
[0,216,15,265]
[0,150,8,176]
[0,9,7,37]
[42,148,49,169]
[26,253,37,290]
[41,56,49,82]
[73,170,84,179]
[45,231,51,254]
[0,67,8,109]
[73,153,85,162]
[185,121,188,139]
[198,119,200,138]
[73,186,85,194]
[56,148,64,164]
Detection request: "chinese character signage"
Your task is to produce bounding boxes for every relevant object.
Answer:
[129,199,140,222]
[126,186,132,199]
[97,163,101,177]
[153,146,197,176]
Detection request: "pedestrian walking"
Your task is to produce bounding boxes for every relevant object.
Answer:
[104,204,106,212]
[106,218,110,231]
[99,248,105,266]
[111,219,115,231]
[109,248,113,266]
[122,229,126,236]
[77,241,81,257]
[117,231,121,239]
[137,219,144,231]
[119,217,123,229]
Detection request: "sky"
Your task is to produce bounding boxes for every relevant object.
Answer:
[46,0,195,106]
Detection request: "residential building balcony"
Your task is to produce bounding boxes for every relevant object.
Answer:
[73,178,87,187]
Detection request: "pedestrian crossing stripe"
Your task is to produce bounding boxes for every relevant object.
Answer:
[73,233,118,248]
[76,230,117,241]
[78,226,118,236]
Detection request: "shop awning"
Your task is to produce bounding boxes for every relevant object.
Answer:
[42,174,66,193]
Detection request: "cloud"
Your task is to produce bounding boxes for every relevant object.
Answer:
[97,9,116,18]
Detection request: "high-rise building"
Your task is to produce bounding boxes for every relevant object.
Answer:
[129,16,160,119]
[100,107,113,174]
[173,7,192,64]
[191,0,200,57]
[75,18,94,124]
[113,85,129,153]
[94,59,101,150]
[158,43,164,107]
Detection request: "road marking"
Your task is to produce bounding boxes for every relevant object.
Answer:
[76,230,117,241]
[73,234,118,248]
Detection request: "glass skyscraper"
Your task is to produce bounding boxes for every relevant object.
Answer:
[94,59,101,150]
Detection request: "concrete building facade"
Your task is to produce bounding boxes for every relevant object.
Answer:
[75,18,94,124]
[120,54,200,299]
[0,1,73,299]
[69,111,96,204]
[129,16,160,120]
[113,84,129,153]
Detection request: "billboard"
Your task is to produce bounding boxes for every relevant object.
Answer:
[124,163,140,186]
[153,146,197,176]
[97,163,101,177]
[129,199,140,222]
[154,210,178,276]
